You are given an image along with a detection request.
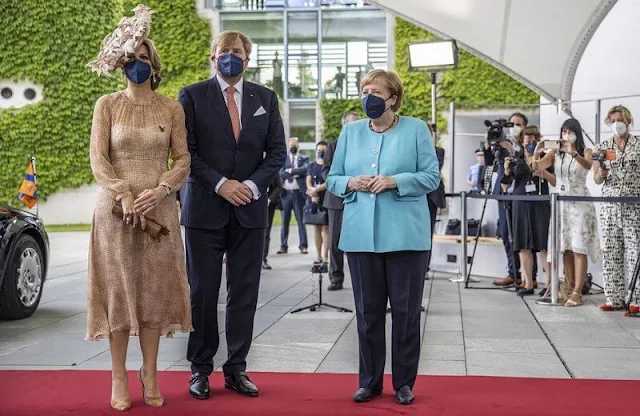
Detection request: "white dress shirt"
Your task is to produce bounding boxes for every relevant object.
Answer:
[282,154,300,191]
[213,74,260,200]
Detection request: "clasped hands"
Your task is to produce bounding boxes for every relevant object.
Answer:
[218,180,254,207]
[348,175,397,194]
[121,186,166,229]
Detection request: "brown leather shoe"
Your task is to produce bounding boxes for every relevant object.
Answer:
[276,247,288,254]
[300,248,308,254]
[492,277,514,286]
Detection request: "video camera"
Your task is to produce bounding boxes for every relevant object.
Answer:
[311,262,328,274]
[592,150,616,167]
[484,119,514,161]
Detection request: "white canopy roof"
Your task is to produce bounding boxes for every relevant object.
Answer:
[370,0,618,102]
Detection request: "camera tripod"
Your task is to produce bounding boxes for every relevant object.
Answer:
[624,254,640,317]
[290,266,352,314]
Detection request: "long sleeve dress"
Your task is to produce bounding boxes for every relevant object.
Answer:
[85,91,192,340]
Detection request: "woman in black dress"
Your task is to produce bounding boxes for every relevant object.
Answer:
[306,141,330,264]
[502,126,554,296]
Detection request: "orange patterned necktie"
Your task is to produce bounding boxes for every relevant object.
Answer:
[226,86,241,141]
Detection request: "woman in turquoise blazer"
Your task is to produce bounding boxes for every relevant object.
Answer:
[327,69,440,405]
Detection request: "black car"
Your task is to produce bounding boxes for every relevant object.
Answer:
[0,204,49,320]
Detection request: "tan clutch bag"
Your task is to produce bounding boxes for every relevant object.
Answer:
[112,204,170,240]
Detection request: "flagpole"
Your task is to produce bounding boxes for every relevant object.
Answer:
[31,156,38,218]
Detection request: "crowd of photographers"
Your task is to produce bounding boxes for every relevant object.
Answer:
[476,105,640,311]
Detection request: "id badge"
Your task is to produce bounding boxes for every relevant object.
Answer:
[525,182,536,193]
[558,180,570,193]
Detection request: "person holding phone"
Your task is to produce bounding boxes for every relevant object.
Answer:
[594,105,640,311]
[534,118,600,305]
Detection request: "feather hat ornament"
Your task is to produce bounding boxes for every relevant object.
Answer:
[87,4,154,77]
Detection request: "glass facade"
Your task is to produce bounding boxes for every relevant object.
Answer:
[216,2,387,144]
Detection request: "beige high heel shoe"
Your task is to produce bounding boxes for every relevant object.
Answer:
[110,378,131,412]
[138,368,164,407]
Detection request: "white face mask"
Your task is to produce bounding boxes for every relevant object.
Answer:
[509,126,522,138]
[611,121,627,137]
[563,132,577,144]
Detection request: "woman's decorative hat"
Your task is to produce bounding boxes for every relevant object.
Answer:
[87,4,154,77]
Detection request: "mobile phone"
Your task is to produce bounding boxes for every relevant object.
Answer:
[543,140,561,150]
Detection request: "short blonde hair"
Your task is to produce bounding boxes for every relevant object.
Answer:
[211,30,253,57]
[360,69,404,112]
[605,105,634,126]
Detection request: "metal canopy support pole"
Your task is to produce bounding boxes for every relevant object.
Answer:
[450,192,469,283]
[448,101,456,193]
[595,99,602,145]
[430,71,437,135]
[538,192,561,306]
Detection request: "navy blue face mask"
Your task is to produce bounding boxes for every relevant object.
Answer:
[124,59,152,84]
[362,94,390,120]
[525,143,537,154]
[217,54,245,78]
[317,150,325,159]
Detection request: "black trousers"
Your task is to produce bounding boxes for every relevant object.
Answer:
[263,202,277,261]
[327,208,344,284]
[280,189,308,249]
[425,197,437,271]
[186,210,264,376]
[347,251,428,391]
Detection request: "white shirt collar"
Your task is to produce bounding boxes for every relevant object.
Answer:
[217,74,243,96]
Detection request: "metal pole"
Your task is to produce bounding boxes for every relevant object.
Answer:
[595,99,601,145]
[32,156,38,217]
[550,192,558,304]
[430,71,437,135]
[460,191,468,281]
[448,101,456,193]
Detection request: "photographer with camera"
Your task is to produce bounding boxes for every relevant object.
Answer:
[593,105,640,312]
[501,126,552,296]
[533,118,600,305]
[484,113,538,288]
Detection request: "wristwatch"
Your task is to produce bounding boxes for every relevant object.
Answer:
[160,184,172,195]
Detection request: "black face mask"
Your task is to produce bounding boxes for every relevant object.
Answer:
[290,146,298,154]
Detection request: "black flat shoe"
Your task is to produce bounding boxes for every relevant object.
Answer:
[262,261,272,270]
[395,386,414,405]
[225,372,259,397]
[327,282,343,291]
[189,373,210,400]
[538,287,549,297]
[517,288,535,297]
[352,388,382,402]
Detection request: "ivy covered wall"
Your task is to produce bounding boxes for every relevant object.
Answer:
[321,17,539,141]
[0,0,210,205]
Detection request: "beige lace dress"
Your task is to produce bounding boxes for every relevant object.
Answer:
[85,91,192,340]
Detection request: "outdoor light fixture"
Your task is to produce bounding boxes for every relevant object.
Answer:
[407,39,458,136]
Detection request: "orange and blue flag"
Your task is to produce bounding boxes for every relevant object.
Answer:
[18,160,38,209]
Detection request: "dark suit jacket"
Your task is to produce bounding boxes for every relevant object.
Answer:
[322,140,343,210]
[279,154,309,194]
[428,146,446,209]
[268,175,283,210]
[178,77,287,230]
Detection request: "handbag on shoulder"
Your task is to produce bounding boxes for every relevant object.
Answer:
[112,204,170,240]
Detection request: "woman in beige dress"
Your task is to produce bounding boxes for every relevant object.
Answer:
[86,32,192,410]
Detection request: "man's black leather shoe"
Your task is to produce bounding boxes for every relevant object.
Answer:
[395,386,414,405]
[189,373,210,400]
[352,388,381,402]
[262,261,272,270]
[327,282,343,291]
[224,372,259,397]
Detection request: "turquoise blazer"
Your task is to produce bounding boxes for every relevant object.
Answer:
[327,117,441,253]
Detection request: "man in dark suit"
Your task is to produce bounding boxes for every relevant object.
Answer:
[322,111,360,290]
[426,146,446,273]
[263,175,283,269]
[277,137,309,254]
[178,30,286,400]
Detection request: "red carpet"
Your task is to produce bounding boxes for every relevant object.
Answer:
[0,371,637,415]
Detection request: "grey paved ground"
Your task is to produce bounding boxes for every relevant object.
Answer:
[3,228,640,380]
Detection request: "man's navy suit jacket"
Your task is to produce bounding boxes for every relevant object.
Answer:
[178,77,287,230]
